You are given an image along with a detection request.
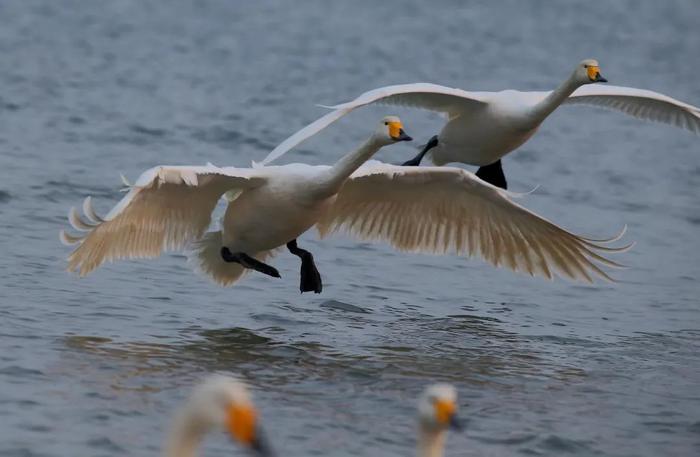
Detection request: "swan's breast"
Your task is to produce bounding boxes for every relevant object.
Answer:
[221,178,334,251]
[436,96,540,165]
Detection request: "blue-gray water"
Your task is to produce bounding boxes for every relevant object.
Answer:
[1,1,699,455]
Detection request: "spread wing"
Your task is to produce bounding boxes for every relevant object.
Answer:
[259,83,488,166]
[61,165,266,276]
[562,84,700,134]
[317,161,631,282]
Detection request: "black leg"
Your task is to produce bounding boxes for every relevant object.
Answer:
[286,239,322,294]
[475,159,508,190]
[221,247,281,278]
[402,135,439,166]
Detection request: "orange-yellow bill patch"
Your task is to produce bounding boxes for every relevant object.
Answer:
[388,121,404,139]
[587,65,601,81]
[227,404,257,445]
[434,399,457,425]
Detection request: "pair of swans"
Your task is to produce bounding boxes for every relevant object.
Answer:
[166,375,461,457]
[62,117,629,292]
[259,59,700,189]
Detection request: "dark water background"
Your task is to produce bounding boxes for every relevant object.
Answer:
[1,1,699,455]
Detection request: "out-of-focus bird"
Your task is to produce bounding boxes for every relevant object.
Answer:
[260,59,699,189]
[417,383,463,457]
[164,375,273,457]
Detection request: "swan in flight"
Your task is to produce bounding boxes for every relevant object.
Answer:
[417,383,462,457]
[62,116,629,291]
[259,59,700,189]
[62,117,411,293]
[164,375,273,457]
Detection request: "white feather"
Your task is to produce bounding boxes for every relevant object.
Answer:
[63,165,266,277]
[563,84,700,134]
[119,173,131,187]
[82,196,105,223]
[69,206,97,231]
[262,61,698,167]
[317,161,631,282]
[61,118,631,287]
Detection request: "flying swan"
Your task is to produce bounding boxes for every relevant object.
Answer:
[259,59,700,189]
[61,116,630,292]
[164,375,273,457]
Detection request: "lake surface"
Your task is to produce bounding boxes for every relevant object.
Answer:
[0,1,699,455]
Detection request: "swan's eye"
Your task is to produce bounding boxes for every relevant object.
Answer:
[384,122,389,125]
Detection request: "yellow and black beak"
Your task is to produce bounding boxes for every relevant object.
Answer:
[587,65,607,83]
[227,404,275,456]
[434,399,464,431]
[388,121,413,142]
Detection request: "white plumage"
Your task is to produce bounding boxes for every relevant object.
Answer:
[61,165,265,277]
[319,161,630,282]
[416,383,461,457]
[61,117,629,288]
[260,59,699,168]
[165,375,271,457]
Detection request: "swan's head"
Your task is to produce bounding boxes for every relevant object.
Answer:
[417,383,463,432]
[374,116,412,145]
[575,59,607,84]
[180,375,272,456]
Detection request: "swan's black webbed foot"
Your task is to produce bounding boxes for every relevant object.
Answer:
[221,247,281,278]
[475,159,508,190]
[299,258,323,294]
[402,135,438,166]
[286,239,323,294]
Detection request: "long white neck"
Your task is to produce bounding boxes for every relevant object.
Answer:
[163,410,208,457]
[530,70,582,122]
[317,136,383,196]
[417,426,447,457]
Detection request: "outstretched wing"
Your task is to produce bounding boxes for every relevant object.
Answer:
[317,161,631,282]
[61,165,266,276]
[259,83,487,166]
[563,84,700,134]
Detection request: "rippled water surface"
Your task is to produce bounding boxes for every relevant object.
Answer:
[1,1,699,456]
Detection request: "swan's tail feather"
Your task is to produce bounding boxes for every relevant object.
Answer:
[187,231,278,287]
[187,231,245,286]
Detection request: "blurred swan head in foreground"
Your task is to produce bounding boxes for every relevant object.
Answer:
[417,383,462,457]
[165,375,272,457]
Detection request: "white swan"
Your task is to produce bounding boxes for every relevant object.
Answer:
[417,384,462,457]
[165,375,272,457]
[259,59,700,189]
[61,116,629,291]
